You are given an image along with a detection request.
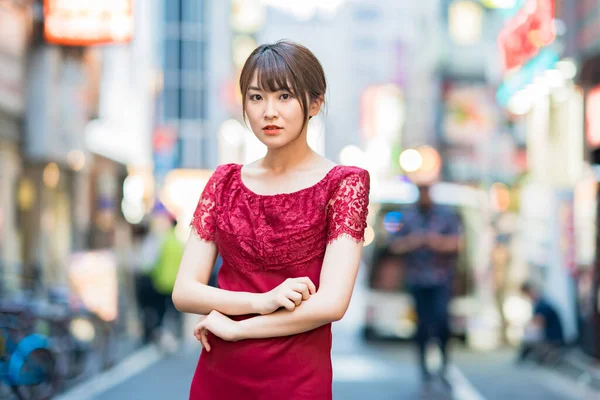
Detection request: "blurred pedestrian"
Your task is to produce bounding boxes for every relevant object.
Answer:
[390,183,463,386]
[517,281,565,364]
[148,205,185,349]
[130,220,160,344]
[171,40,370,400]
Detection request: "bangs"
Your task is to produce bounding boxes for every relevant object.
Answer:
[252,49,297,95]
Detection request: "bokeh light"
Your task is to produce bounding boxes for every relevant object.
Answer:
[363,225,375,247]
[383,211,403,233]
[67,150,86,171]
[339,145,365,167]
[43,163,60,189]
[399,149,423,172]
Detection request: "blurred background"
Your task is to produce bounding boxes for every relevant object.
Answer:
[1,0,600,399]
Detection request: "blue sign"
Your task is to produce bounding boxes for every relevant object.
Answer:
[496,47,559,106]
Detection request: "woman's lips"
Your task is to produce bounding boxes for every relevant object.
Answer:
[263,126,282,135]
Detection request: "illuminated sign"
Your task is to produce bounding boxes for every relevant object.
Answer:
[586,86,600,148]
[44,0,133,46]
[496,47,558,106]
[497,0,555,71]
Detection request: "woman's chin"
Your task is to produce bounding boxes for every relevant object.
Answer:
[257,136,291,149]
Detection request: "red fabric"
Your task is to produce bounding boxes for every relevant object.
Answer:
[188,163,370,400]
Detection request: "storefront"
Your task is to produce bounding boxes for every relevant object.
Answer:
[495,0,584,346]
[577,52,600,359]
[0,1,31,290]
[20,42,98,288]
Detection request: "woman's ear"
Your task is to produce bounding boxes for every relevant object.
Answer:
[309,96,324,117]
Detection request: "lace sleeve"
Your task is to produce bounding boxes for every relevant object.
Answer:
[190,167,220,242]
[326,170,370,244]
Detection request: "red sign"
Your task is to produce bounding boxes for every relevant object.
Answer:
[44,0,133,46]
[153,126,178,152]
[498,0,555,71]
[586,86,600,148]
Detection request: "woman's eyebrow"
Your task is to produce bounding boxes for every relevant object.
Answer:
[248,85,291,92]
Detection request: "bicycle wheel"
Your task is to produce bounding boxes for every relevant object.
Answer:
[50,320,87,379]
[0,382,15,400]
[11,348,59,400]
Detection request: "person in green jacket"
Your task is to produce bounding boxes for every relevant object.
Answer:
[147,204,184,345]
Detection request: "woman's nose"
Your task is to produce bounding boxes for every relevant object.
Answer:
[264,99,278,119]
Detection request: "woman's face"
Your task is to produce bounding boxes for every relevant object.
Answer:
[244,71,320,149]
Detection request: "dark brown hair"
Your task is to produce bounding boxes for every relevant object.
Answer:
[239,40,327,133]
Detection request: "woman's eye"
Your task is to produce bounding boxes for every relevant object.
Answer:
[250,94,262,101]
[280,93,291,100]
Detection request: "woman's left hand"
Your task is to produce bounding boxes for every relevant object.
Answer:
[194,310,242,351]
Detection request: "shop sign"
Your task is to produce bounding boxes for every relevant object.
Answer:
[558,196,576,275]
[586,85,600,148]
[498,0,555,71]
[0,2,29,116]
[153,125,179,187]
[442,84,498,145]
[44,0,133,46]
[496,47,558,106]
[68,250,118,322]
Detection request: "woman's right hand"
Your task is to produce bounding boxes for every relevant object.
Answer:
[257,277,317,314]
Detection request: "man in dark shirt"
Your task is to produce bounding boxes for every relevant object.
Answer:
[518,281,565,363]
[390,184,463,384]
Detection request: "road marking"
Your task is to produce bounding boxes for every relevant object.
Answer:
[55,345,164,400]
[447,365,487,400]
[531,366,600,400]
[332,354,396,382]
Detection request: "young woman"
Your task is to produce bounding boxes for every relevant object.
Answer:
[172,40,370,400]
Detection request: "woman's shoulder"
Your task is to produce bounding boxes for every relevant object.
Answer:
[211,163,240,179]
[330,164,370,183]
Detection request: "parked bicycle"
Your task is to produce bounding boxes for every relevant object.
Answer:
[0,304,59,400]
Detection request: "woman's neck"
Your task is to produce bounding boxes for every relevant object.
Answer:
[261,131,317,173]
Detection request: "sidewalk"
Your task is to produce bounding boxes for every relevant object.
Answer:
[453,346,600,400]
[558,348,600,391]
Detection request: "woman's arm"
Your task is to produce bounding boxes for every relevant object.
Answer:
[390,234,424,254]
[235,236,363,339]
[427,232,462,253]
[172,232,315,316]
[172,232,263,316]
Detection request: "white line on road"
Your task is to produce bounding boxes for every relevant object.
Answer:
[531,365,600,400]
[55,345,164,400]
[447,365,487,400]
[332,354,397,382]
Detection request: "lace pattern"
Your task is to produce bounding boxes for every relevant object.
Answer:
[189,164,370,272]
[326,171,370,244]
[189,166,222,242]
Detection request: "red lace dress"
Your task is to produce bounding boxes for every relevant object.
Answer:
[188,163,370,400]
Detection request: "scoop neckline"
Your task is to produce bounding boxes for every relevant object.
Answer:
[235,163,341,198]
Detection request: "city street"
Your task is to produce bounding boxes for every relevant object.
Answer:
[4,2,600,400]
[57,329,597,400]
[57,277,598,400]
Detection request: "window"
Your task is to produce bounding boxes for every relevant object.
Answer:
[182,0,205,23]
[164,39,180,69]
[165,0,180,22]
[163,88,179,119]
[182,40,203,70]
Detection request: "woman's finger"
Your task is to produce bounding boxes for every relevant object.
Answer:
[201,330,211,352]
[194,323,204,337]
[295,283,311,300]
[287,291,302,306]
[280,297,296,311]
[292,283,309,299]
[296,277,316,294]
